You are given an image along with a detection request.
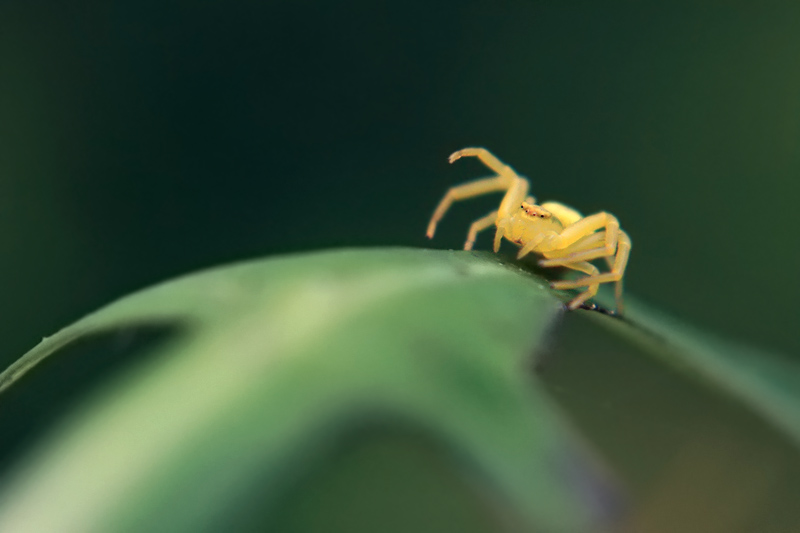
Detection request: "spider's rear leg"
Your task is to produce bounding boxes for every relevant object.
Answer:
[610,231,631,311]
[538,212,620,266]
[557,261,600,310]
[537,213,625,310]
[548,231,631,312]
[604,236,629,312]
[539,232,606,262]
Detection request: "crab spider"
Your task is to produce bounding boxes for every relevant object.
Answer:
[426,147,631,313]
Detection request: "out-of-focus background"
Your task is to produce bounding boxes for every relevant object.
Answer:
[2,0,799,365]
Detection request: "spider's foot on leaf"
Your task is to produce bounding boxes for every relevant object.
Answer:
[578,301,620,317]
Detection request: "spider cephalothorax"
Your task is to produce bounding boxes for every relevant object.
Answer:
[426,147,631,312]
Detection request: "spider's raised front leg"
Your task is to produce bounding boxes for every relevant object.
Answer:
[449,147,519,179]
[427,148,527,244]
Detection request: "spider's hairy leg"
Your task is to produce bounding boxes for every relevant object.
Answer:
[547,230,631,286]
[550,231,631,311]
[558,261,600,310]
[448,147,518,179]
[554,212,619,250]
[539,212,620,266]
[493,219,506,252]
[493,216,518,252]
[492,184,528,252]
[611,231,630,312]
[448,147,529,220]
[516,233,548,260]
[498,175,530,220]
[464,210,498,251]
[605,253,623,312]
[426,174,514,239]
[540,232,605,259]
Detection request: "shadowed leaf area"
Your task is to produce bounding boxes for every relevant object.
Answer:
[230,421,526,533]
[541,314,800,533]
[0,324,183,475]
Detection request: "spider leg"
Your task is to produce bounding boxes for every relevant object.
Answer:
[550,231,631,311]
[426,174,515,238]
[516,233,551,260]
[449,147,518,179]
[538,212,620,266]
[448,147,530,220]
[553,212,619,249]
[493,219,506,253]
[612,231,630,311]
[464,210,498,250]
[557,261,600,310]
[540,232,605,261]
[605,253,623,312]
[539,239,611,265]
[549,232,631,287]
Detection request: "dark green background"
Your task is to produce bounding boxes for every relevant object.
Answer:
[2,0,799,367]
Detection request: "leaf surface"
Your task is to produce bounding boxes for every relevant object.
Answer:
[585,297,800,447]
[0,248,614,533]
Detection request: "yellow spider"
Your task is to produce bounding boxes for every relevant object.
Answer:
[426,147,631,313]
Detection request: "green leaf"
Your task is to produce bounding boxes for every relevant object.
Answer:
[584,297,800,447]
[0,248,614,533]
